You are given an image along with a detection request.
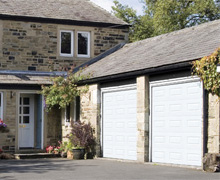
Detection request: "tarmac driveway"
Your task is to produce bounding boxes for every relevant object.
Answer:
[0,158,220,180]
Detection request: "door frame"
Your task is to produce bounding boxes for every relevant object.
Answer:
[101,84,137,158]
[149,76,204,166]
[17,91,44,150]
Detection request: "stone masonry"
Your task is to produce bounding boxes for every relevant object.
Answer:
[0,90,17,153]
[137,76,150,162]
[0,20,128,72]
[207,94,220,153]
[80,84,101,157]
[45,107,62,147]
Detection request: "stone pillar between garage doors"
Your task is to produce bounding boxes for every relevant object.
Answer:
[137,76,150,162]
[207,94,220,153]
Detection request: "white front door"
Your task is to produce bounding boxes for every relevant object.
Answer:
[151,79,203,166]
[102,86,137,160]
[18,94,35,148]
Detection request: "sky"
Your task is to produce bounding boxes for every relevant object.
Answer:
[90,0,144,15]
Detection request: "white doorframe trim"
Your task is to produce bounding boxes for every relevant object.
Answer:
[100,84,137,157]
[149,76,204,165]
[17,91,44,150]
[0,92,3,120]
[41,95,44,150]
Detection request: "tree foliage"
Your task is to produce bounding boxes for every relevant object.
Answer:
[112,0,220,42]
[192,48,220,97]
[41,70,89,111]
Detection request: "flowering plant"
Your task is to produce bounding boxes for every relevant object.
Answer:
[0,119,8,132]
[0,119,7,128]
[46,145,61,154]
[46,146,54,153]
[0,149,3,154]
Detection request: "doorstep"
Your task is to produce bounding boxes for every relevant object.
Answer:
[14,153,61,160]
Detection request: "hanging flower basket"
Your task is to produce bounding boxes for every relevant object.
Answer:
[0,119,9,133]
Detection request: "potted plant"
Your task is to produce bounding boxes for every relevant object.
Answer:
[67,121,96,160]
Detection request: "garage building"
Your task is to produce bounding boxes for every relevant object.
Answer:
[79,19,220,167]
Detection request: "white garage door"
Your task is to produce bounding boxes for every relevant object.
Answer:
[151,79,203,166]
[102,86,137,160]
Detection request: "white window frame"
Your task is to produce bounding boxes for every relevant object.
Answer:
[77,31,90,58]
[60,30,74,57]
[0,92,3,120]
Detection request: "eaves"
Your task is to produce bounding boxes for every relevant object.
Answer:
[0,14,130,29]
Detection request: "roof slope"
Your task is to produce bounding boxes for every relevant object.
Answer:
[0,75,52,84]
[83,19,220,79]
[0,0,127,25]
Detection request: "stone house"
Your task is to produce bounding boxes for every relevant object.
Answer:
[0,0,129,153]
[78,19,220,168]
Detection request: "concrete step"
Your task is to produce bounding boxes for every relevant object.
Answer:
[16,149,45,154]
[14,153,61,160]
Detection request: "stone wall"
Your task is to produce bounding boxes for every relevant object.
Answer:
[0,90,16,153]
[0,20,128,72]
[136,76,150,162]
[80,84,101,156]
[45,106,62,146]
[207,94,220,153]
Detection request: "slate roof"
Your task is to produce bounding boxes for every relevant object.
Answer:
[0,70,67,85]
[0,0,127,25]
[0,75,52,84]
[82,19,220,79]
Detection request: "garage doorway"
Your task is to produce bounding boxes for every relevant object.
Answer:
[150,77,203,166]
[101,84,137,160]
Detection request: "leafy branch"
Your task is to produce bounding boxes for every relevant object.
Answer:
[41,69,89,111]
[192,47,220,97]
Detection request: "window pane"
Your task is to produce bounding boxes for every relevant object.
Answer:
[78,32,88,55]
[61,32,72,54]
[23,116,30,124]
[19,116,22,124]
[66,105,70,123]
[75,96,80,121]
[20,97,22,105]
[23,98,30,105]
[0,94,2,119]
[23,107,30,114]
[19,107,22,114]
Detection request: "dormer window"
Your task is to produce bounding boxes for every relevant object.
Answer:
[60,30,74,57]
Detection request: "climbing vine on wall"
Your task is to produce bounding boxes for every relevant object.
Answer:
[192,47,220,97]
[41,69,89,111]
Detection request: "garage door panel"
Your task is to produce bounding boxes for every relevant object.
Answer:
[187,118,201,128]
[103,88,137,160]
[169,136,182,144]
[152,80,202,166]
